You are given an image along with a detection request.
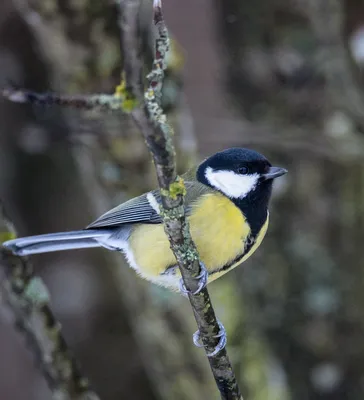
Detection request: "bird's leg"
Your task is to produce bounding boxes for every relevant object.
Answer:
[178,264,226,355]
[179,262,208,295]
[192,319,227,357]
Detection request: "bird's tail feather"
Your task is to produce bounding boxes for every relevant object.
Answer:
[2,230,110,256]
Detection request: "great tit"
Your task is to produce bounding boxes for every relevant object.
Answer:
[3,148,287,292]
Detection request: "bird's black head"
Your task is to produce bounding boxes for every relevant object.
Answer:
[196,148,287,235]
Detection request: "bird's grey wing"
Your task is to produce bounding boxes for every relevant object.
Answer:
[87,181,212,229]
[86,192,162,229]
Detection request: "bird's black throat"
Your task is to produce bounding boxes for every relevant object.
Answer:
[232,180,272,237]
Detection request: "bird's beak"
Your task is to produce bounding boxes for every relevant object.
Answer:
[262,166,288,181]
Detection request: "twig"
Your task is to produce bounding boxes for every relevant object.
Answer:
[1,87,123,112]
[117,0,244,398]
[0,202,99,400]
[306,0,364,132]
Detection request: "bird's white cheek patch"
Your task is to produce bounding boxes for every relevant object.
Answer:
[205,167,259,199]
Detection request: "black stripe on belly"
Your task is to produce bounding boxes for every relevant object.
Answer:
[162,231,259,277]
[215,234,256,274]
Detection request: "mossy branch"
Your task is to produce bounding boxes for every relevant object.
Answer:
[0,203,99,400]
[117,0,243,398]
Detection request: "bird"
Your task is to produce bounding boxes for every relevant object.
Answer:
[3,147,286,356]
[3,148,287,293]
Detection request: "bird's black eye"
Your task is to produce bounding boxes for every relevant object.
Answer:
[237,166,249,174]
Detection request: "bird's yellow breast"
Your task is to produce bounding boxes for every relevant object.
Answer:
[128,193,268,286]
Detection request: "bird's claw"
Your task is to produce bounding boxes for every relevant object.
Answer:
[179,262,208,296]
[192,319,227,357]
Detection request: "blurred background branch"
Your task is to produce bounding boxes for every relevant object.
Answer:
[306,0,364,132]
[0,202,98,400]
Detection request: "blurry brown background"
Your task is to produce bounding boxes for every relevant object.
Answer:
[1,0,364,399]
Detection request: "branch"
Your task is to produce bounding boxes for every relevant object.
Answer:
[306,0,364,132]
[117,0,243,398]
[1,87,125,112]
[0,203,99,400]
